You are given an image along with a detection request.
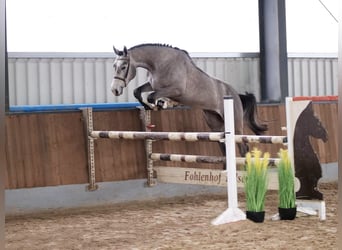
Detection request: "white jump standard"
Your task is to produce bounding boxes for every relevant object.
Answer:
[211,97,246,225]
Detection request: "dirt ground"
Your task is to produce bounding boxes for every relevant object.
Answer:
[5,182,337,250]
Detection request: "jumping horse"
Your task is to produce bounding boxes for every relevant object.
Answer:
[110,43,267,156]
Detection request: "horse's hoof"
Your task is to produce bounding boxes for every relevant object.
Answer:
[156,99,167,109]
[141,101,156,110]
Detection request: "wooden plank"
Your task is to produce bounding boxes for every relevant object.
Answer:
[93,110,147,182]
[48,113,89,185]
[5,112,89,189]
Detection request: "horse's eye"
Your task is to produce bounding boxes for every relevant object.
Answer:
[121,65,127,71]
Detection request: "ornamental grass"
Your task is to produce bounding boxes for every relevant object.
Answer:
[244,149,269,212]
[277,149,296,209]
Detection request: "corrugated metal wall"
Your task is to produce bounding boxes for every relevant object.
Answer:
[287,56,338,96]
[8,52,337,106]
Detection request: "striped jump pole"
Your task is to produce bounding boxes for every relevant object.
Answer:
[90,131,287,144]
[149,153,281,166]
[90,131,225,141]
[235,135,287,144]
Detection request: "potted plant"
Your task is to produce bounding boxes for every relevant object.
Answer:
[277,149,297,220]
[244,148,269,223]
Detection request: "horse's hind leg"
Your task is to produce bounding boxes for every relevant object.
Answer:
[203,110,224,132]
[203,110,235,169]
[203,109,248,157]
[202,110,225,164]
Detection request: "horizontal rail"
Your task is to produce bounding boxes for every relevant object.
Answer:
[235,135,287,144]
[150,153,225,164]
[91,131,288,144]
[150,153,281,166]
[292,96,338,102]
[237,157,280,166]
[9,102,141,113]
[91,131,225,141]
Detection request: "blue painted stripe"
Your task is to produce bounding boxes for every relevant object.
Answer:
[9,102,142,113]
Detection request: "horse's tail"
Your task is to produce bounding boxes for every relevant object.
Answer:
[239,93,268,135]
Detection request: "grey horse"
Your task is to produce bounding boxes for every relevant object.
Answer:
[111,43,267,156]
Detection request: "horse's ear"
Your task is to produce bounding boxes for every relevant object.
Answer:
[123,46,128,56]
[113,46,120,56]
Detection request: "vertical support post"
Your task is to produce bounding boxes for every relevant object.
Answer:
[81,107,98,191]
[138,108,156,186]
[338,9,342,247]
[258,0,288,102]
[0,0,6,247]
[212,97,246,225]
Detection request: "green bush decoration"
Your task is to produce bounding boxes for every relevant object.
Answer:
[277,149,296,209]
[244,149,269,212]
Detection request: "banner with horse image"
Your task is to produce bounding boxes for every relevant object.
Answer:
[286,97,330,200]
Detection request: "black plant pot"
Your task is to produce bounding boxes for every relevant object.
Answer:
[246,211,265,223]
[278,207,297,220]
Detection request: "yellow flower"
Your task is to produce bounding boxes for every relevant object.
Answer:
[262,152,270,171]
[279,149,291,172]
[252,149,261,170]
[246,151,252,173]
[250,148,269,174]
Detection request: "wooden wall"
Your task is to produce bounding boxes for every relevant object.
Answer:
[5,102,337,189]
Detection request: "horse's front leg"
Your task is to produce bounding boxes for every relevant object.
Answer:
[147,88,182,109]
[133,82,155,110]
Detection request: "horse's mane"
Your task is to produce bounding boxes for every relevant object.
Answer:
[128,43,207,75]
[129,43,190,56]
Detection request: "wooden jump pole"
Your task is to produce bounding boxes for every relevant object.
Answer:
[149,153,281,166]
[90,131,287,144]
[90,131,225,141]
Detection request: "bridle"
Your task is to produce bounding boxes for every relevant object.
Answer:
[113,57,130,87]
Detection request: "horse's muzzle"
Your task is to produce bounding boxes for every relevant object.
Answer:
[112,86,123,96]
[111,80,123,96]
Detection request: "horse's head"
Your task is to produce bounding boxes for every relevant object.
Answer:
[311,114,328,142]
[302,103,329,142]
[111,46,136,96]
